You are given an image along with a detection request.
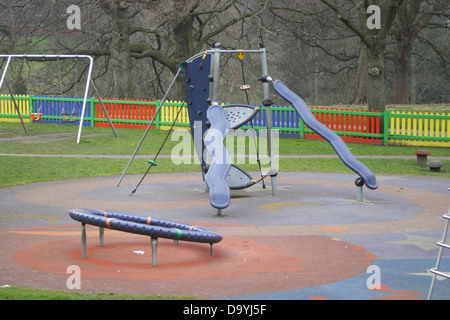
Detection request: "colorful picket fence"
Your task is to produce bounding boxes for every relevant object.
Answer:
[33,95,91,124]
[94,98,159,129]
[306,107,382,144]
[389,111,450,147]
[159,100,189,129]
[237,105,383,144]
[0,94,30,122]
[0,94,448,147]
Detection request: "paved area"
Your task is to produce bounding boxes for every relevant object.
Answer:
[0,171,449,300]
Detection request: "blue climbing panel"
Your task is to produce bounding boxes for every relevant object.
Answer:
[185,54,212,169]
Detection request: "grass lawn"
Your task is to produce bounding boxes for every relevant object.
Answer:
[0,121,448,187]
[0,286,198,300]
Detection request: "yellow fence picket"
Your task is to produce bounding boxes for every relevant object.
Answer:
[0,94,30,123]
[160,100,189,131]
[388,111,449,147]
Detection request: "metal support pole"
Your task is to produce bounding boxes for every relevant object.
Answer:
[76,55,94,144]
[357,186,364,202]
[260,45,277,196]
[210,244,214,256]
[117,66,184,187]
[151,237,158,266]
[0,56,11,91]
[210,45,221,101]
[99,227,104,247]
[81,223,87,259]
[91,79,118,138]
[4,78,28,133]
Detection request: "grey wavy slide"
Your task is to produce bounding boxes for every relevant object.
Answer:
[273,80,378,190]
[204,103,232,209]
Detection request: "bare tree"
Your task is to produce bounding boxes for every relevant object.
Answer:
[0,0,68,53]
[319,0,404,112]
[70,0,268,98]
[262,1,362,104]
[390,0,448,104]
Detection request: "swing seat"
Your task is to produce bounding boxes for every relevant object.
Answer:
[62,113,76,122]
[30,113,42,121]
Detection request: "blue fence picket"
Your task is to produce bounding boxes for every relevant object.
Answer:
[32,95,91,125]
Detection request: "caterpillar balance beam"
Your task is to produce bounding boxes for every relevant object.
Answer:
[69,209,223,266]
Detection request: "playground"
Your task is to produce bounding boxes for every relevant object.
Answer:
[1,47,449,300]
[0,170,449,300]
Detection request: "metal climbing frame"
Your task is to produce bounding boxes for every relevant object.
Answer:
[118,45,278,197]
[208,44,278,196]
[0,54,117,144]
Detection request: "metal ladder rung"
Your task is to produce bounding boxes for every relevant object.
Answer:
[429,268,450,280]
[427,207,450,300]
[436,241,450,250]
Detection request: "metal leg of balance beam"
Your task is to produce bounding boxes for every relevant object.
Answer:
[81,223,87,259]
[81,225,104,259]
[151,237,158,266]
[99,227,104,247]
[81,227,214,266]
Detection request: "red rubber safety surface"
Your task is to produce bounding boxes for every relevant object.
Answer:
[3,225,372,298]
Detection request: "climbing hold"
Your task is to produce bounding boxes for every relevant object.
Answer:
[148,160,157,166]
[258,75,273,83]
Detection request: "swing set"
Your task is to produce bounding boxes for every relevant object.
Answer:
[118,43,278,214]
[0,54,117,143]
[28,57,76,122]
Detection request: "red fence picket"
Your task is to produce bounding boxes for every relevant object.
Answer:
[94,98,159,129]
[304,107,382,145]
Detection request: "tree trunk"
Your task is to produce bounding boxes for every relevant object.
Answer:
[410,53,417,104]
[393,40,412,104]
[362,1,403,112]
[366,45,386,113]
[352,43,368,104]
[172,16,196,100]
[320,0,404,113]
[106,1,134,98]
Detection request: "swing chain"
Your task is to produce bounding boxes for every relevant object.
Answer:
[238,52,266,188]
